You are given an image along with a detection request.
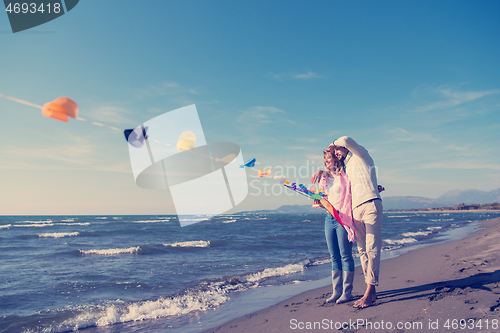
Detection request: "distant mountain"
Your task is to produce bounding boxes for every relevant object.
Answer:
[246,188,500,213]
[438,188,500,205]
[382,196,452,210]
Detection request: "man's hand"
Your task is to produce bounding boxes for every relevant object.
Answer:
[378,185,385,193]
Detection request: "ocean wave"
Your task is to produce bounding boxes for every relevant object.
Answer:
[222,219,237,224]
[246,262,305,283]
[133,219,170,223]
[14,223,55,228]
[307,258,331,266]
[38,232,80,238]
[401,231,432,237]
[60,219,75,222]
[5,259,325,332]
[56,222,90,226]
[18,220,53,224]
[163,240,210,248]
[80,246,140,255]
[0,224,11,229]
[31,286,230,332]
[95,217,107,219]
[427,226,442,230]
[47,261,313,331]
[384,238,418,245]
[386,215,409,218]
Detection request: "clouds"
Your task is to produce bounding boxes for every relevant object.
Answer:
[86,105,133,124]
[237,106,293,125]
[269,70,323,81]
[0,136,130,173]
[136,81,206,108]
[410,85,500,113]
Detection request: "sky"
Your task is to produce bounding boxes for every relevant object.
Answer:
[1,0,500,215]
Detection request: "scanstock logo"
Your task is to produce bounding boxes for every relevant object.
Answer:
[3,0,79,33]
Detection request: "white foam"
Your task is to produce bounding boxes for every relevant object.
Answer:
[386,215,409,218]
[245,263,305,283]
[60,219,75,222]
[133,220,169,223]
[80,246,140,255]
[427,226,442,231]
[38,232,79,238]
[401,231,432,237]
[14,223,55,228]
[163,241,210,248]
[57,222,90,226]
[222,219,237,224]
[308,258,331,266]
[95,217,108,219]
[384,238,418,245]
[0,224,11,229]
[58,288,229,331]
[19,220,53,224]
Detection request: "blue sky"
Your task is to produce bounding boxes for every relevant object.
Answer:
[1,1,499,215]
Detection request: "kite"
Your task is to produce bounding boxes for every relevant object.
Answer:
[41,97,78,122]
[258,168,272,177]
[279,179,344,226]
[273,175,286,184]
[240,158,256,168]
[177,131,196,151]
[124,127,148,148]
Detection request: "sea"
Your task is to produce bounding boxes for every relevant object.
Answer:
[1,211,500,333]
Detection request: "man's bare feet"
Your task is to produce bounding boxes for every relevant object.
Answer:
[353,284,377,308]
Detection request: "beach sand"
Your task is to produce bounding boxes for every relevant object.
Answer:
[203,217,500,332]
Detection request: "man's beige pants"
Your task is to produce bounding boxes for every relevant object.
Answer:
[353,199,383,286]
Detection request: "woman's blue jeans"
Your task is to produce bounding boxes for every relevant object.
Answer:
[325,213,354,272]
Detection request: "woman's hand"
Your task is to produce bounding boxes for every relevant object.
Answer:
[310,169,323,184]
[312,199,325,209]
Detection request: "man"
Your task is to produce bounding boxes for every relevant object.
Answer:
[312,136,383,308]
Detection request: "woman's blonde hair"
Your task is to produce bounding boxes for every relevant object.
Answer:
[323,148,344,174]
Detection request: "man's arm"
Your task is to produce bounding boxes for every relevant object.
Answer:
[333,136,369,157]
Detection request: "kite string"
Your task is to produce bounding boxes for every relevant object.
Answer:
[75,116,122,132]
[0,93,42,109]
[0,92,223,162]
[0,93,316,186]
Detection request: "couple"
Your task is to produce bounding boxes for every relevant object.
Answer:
[312,136,383,309]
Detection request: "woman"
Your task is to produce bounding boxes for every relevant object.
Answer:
[316,148,355,304]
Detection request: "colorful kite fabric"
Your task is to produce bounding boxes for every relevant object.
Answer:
[283,182,326,200]
[273,175,286,184]
[177,131,196,151]
[240,158,256,168]
[124,127,149,148]
[41,97,78,122]
[258,168,271,177]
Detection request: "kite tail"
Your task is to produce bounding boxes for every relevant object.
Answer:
[339,172,355,243]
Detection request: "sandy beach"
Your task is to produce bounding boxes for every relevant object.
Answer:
[204,217,500,333]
